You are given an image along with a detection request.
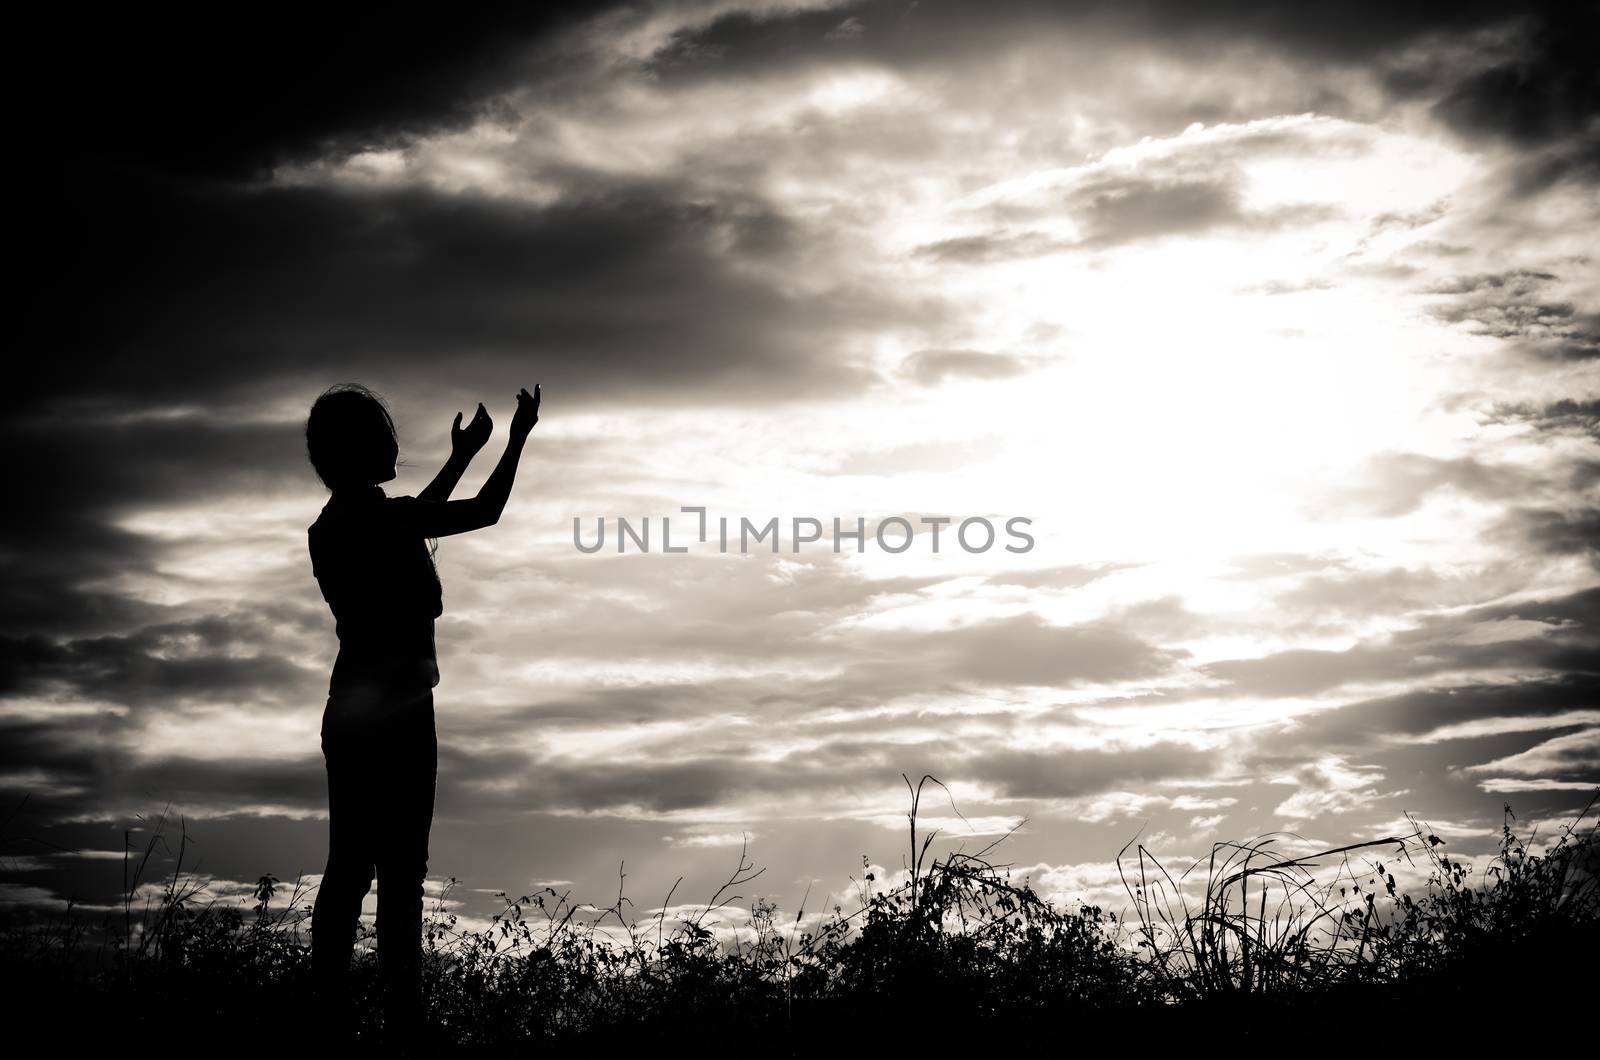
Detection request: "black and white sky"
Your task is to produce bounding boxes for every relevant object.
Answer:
[5,1,1598,938]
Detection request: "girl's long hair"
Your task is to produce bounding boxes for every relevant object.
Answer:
[306,381,441,558]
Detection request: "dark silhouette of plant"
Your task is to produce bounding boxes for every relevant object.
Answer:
[2,784,1595,1050]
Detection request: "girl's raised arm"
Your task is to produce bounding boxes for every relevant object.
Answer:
[418,402,493,503]
[402,386,540,538]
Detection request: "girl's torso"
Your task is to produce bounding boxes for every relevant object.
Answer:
[309,486,443,704]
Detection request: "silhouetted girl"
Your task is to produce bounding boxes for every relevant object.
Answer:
[303,382,540,1043]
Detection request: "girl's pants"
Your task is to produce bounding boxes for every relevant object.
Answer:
[311,685,437,1037]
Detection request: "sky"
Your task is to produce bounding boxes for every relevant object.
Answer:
[5,1,1598,945]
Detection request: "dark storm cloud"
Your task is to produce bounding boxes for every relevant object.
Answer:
[1400,2,1600,191]
[4,414,307,529]
[2,526,167,643]
[0,613,323,710]
[0,718,106,792]
[1,414,317,638]
[1427,16,1599,149]
[0,712,330,821]
[24,172,916,417]
[643,1,1529,85]
[21,3,632,180]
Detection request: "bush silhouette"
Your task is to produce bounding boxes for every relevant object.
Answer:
[3,782,1595,1051]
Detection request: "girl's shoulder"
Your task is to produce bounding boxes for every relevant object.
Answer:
[378,494,437,538]
[312,492,432,543]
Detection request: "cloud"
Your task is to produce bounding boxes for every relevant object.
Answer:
[1491,507,1600,569]
[917,170,1342,261]
[968,742,1216,800]
[824,439,1009,475]
[1206,587,1600,698]
[897,349,1036,385]
[1260,671,1600,757]
[1273,755,1387,820]
[0,714,329,823]
[23,4,633,180]
[913,229,1074,264]
[0,614,322,710]
[1421,270,1600,359]
[984,563,1138,591]
[24,173,923,418]
[8,0,1599,936]
[1066,173,1274,248]
[1220,553,1351,580]
[643,2,1534,86]
[857,613,1187,690]
[1412,3,1600,190]
[1272,566,1448,615]
[1482,399,1600,441]
[1467,728,1600,781]
[1422,269,1558,296]
[1314,451,1529,519]
[1207,633,1599,699]
[0,413,319,632]
[1236,278,1335,296]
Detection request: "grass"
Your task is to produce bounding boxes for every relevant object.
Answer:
[3,778,1597,1052]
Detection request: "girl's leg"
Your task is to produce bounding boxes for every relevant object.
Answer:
[374,692,438,1040]
[312,728,378,1033]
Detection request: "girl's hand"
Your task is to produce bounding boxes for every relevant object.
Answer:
[510,385,541,439]
[452,402,493,455]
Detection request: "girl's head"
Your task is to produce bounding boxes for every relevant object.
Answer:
[305,384,399,490]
